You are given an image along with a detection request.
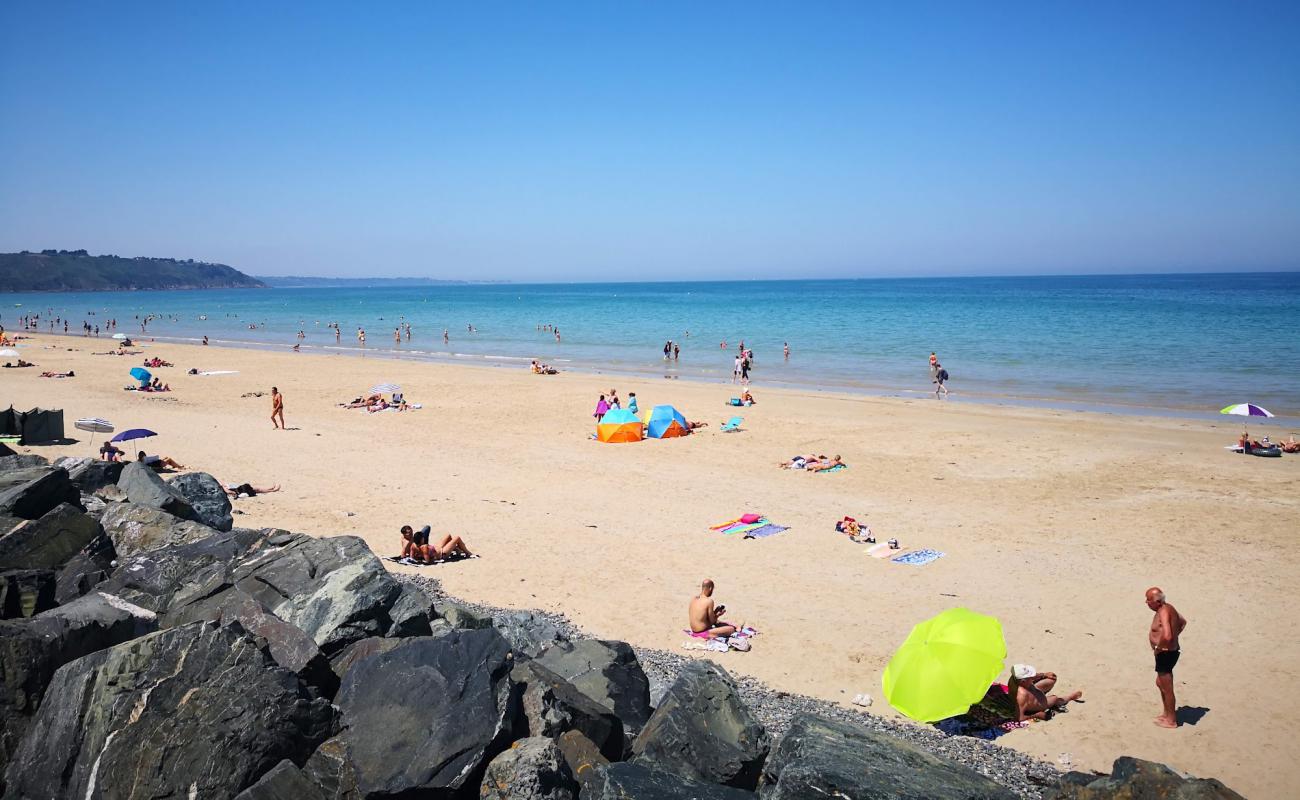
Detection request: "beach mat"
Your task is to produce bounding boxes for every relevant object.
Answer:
[384,554,478,567]
[814,464,847,473]
[198,370,238,376]
[893,548,944,566]
[714,520,770,535]
[743,524,789,539]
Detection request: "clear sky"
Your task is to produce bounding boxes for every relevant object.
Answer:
[2,2,1297,281]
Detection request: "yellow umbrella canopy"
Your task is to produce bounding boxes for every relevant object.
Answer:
[882,607,1007,723]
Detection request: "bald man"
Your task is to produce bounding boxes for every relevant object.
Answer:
[1146,587,1188,729]
[689,579,736,639]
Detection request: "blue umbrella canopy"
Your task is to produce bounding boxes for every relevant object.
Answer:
[110,428,157,443]
[129,367,152,382]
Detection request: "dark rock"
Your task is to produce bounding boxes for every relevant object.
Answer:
[1045,756,1246,799]
[4,621,336,799]
[168,471,234,531]
[482,737,580,800]
[116,460,196,519]
[336,629,520,797]
[99,501,219,557]
[0,454,49,471]
[556,730,610,791]
[0,502,101,569]
[234,758,327,800]
[53,550,115,604]
[386,581,435,637]
[583,762,758,799]
[0,443,12,458]
[0,591,156,779]
[231,534,404,655]
[632,660,769,790]
[93,483,127,503]
[58,456,125,494]
[757,713,1015,800]
[536,639,653,740]
[0,466,79,520]
[301,735,363,800]
[435,598,494,629]
[329,636,407,684]
[496,609,569,657]
[513,659,626,761]
[0,569,56,618]
[95,526,274,613]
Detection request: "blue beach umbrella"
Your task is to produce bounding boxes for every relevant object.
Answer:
[644,405,689,439]
[129,367,151,384]
[111,428,157,444]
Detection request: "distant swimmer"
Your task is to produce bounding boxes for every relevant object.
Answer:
[784,342,789,359]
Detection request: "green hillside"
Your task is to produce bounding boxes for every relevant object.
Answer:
[0,250,265,292]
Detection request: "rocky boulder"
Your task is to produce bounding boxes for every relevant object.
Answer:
[481,737,580,800]
[757,713,1015,800]
[116,461,196,519]
[329,636,408,684]
[53,550,115,604]
[555,730,610,791]
[632,660,769,790]
[168,471,234,531]
[99,501,220,557]
[4,621,336,799]
[231,533,404,655]
[435,598,494,629]
[495,609,569,657]
[234,759,328,800]
[512,659,625,761]
[1048,756,1246,799]
[301,735,362,800]
[385,580,436,637]
[584,762,758,799]
[0,568,56,618]
[336,629,520,797]
[53,456,125,494]
[0,466,79,520]
[0,454,49,471]
[535,639,652,740]
[0,502,101,570]
[0,591,157,779]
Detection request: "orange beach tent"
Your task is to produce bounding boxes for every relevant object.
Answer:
[597,408,643,442]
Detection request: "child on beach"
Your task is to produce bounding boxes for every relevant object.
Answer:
[593,395,610,422]
[628,392,638,414]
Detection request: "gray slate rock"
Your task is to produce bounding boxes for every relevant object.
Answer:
[99,501,220,557]
[0,568,56,618]
[329,636,408,684]
[0,466,79,520]
[0,591,156,779]
[1046,756,1246,799]
[556,730,610,792]
[385,581,435,637]
[3,621,336,799]
[0,454,49,471]
[116,460,196,519]
[336,629,520,797]
[632,660,769,790]
[513,659,626,762]
[168,471,234,531]
[435,598,494,629]
[583,762,758,800]
[495,609,569,657]
[231,533,404,655]
[54,456,124,494]
[536,639,653,740]
[0,502,101,570]
[53,550,115,604]
[482,737,580,800]
[757,713,1014,800]
[301,735,363,800]
[234,759,328,800]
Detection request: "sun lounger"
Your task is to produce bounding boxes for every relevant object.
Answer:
[720,416,743,432]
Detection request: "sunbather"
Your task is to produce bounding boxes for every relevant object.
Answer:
[398,524,473,563]
[225,482,280,497]
[687,420,709,430]
[1280,435,1300,453]
[688,578,736,639]
[806,455,844,472]
[741,389,755,406]
[779,454,826,469]
[1009,664,1082,721]
[136,450,185,470]
[100,442,122,462]
[40,370,74,378]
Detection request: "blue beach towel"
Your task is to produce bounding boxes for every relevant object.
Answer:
[743,524,790,539]
[815,463,847,473]
[892,548,945,566]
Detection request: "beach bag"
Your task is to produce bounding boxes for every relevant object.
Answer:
[728,637,751,652]
[740,513,762,524]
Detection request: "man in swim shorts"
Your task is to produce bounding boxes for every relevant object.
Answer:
[400,524,430,560]
[1146,586,1187,729]
[688,578,735,639]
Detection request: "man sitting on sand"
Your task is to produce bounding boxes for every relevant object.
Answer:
[1009,664,1083,721]
[100,442,122,462]
[399,524,474,564]
[225,482,280,497]
[136,450,185,471]
[689,578,736,639]
[805,455,845,472]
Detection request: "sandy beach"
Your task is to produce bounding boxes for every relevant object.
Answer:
[6,334,1297,798]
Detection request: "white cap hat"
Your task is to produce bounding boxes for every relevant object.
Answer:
[1012,664,1036,680]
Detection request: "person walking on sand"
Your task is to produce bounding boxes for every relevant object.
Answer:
[933,363,949,398]
[593,394,610,422]
[1147,587,1187,728]
[271,386,285,430]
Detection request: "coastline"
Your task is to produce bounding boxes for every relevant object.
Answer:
[7,333,1300,798]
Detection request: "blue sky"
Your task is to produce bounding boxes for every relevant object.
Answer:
[1,2,1297,281]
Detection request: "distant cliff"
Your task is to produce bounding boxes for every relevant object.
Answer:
[0,250,266,292]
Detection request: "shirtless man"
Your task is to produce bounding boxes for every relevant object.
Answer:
[1147,586,1187,728]
[271,386,285,429]
[400,525,474,563]
[688,579,735,639]
[1009,664,1082,721]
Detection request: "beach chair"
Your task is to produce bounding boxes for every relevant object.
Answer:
[721,416,743,433]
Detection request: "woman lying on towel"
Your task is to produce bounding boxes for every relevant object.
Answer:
[806,455,845,472]
[40,370,74,378]
[398,525,475,564]
[779,454,826,469]
[225,482,281,498]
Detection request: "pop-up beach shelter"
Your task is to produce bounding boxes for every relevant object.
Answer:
[18,407,65,445]
[644,405,689,439]
[596,408,643,443]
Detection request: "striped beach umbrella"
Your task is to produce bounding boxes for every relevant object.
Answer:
[370,383,400,395]
[75,417,114,451]
[1221,403,1273,433]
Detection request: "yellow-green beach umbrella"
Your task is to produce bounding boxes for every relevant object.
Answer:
[882,607,1006,722]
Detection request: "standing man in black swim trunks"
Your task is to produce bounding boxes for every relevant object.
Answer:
[1146,586,1187,729]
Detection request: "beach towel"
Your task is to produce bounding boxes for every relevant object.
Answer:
[814,463,847,473]
[893,548,944,566]
[710,518,742,530]
[718,521,770,536]
[742,524,789,539]
[198,370,238,376]
[384,554,479,567]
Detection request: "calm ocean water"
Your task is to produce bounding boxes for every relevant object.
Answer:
[4,273,1298,418]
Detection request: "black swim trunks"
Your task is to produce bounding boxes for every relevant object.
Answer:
[1154,649,1180,674]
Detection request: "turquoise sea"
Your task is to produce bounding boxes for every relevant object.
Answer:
[4,273,1298,418]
